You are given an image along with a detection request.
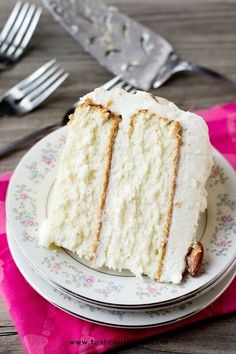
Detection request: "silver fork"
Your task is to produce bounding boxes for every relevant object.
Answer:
[0,76,132,158]
[0,1,42,68]
[0,59,69,116]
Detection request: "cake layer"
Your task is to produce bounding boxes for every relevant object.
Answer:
[94,110,182,280]
[39,101,120,259]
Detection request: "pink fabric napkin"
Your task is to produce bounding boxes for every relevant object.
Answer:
[1,102,236,354]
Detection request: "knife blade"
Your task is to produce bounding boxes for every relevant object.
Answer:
[43,0,173,91]
[44,0,236,91]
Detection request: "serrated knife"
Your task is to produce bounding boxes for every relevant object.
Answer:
[43,0,235,91]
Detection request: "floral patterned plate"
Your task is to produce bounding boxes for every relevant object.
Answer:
[6,226,236,328]
[6,127,236,310]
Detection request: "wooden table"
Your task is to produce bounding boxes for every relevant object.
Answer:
[0,0,236,353]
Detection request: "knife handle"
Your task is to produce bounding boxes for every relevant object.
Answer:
[152,53,236,89]
[180,61,236,88]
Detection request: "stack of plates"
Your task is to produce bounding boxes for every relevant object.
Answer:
[6,127,236,328]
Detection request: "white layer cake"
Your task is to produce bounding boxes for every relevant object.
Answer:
[39,88,213,283]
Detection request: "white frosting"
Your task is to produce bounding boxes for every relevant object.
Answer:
[83,88,213,283]
[40,87,212,283]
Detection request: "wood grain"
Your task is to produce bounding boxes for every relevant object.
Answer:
[0,0,236,353]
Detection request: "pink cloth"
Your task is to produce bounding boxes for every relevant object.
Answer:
[0,102,236,354]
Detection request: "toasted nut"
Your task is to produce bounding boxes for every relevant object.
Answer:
[185,242,204,277]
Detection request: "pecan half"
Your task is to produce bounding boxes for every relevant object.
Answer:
[185,242,204,277]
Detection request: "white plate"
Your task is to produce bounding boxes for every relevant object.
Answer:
[6,127,236,309]
[7,225,236,328]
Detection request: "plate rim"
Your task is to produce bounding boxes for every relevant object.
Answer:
[6,225,236,328]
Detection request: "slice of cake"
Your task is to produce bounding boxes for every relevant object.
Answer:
[39,88,213,283]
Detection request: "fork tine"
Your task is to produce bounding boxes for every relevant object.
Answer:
[5,4,36,56]
[6,4,41,58]
[0,1,22,43]
[122,83,136,93]
[25,69,68,101]
[101,75,123,90]
[0,3,30,53]
[126,86,136,93]
[13,59,57,91]
[120,82,132,91]
[19,63,59,96]
[101,75,136,93]
[13,6,42,59]
[22,72,69,110]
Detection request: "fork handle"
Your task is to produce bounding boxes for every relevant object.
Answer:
[0,123,59,159]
